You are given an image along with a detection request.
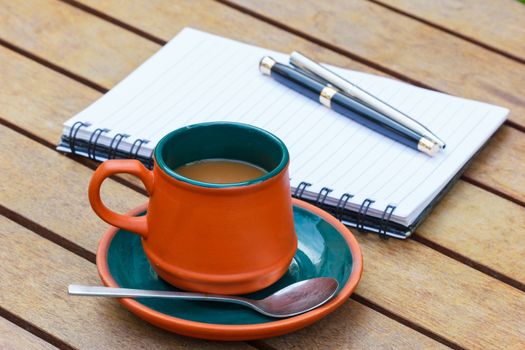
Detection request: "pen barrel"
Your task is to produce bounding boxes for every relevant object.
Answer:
[331,93,422,150]
[270,62,325,103]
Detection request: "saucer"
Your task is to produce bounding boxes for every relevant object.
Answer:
[96,198,363,340]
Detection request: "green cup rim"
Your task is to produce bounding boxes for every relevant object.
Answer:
[154,122,289,188]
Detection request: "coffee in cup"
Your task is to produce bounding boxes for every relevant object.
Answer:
[174,159,267,184]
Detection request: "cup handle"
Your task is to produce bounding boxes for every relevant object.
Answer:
[88,160,154,238]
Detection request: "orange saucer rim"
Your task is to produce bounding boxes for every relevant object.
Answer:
[96,198,363,340]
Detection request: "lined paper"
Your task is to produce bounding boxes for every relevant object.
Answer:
[60,28,508,226]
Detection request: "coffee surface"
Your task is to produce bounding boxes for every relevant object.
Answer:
[174,159,267,184]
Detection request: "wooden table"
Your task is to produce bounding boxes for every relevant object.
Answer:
[1,0,524,349]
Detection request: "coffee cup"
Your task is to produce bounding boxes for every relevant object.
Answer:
[89,122,297,294]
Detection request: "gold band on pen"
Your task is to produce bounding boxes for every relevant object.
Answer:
[320,86,338,108]
[418,138,440,156]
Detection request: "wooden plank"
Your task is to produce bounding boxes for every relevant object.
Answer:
[265,298,446,349]
[0,317,57,350]
[464,126,525,204]
[418,181,525,284]
[222,0,525,128]
[1,125,524,348]
[374,0,525,61]
[0,217,252,349]
[0,2,523,278]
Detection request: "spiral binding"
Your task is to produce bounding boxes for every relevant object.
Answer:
[335,193,353,220]
[292,180,399,237]
[68,121,90,154]
[357,198,375,232]
[314,187,332,209]
[293,181,311,198]
[379,204,396,239]
[65,121,155,168]
[87,128,110,160]
[107,133,129,160]
[129,138,149,159]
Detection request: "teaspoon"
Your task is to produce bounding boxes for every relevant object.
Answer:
[68,277,339,318]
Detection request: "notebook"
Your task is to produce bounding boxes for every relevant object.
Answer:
[57,28,508,239]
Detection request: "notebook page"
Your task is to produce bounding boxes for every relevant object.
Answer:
[62,28,508,225]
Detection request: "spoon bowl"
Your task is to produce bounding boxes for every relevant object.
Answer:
[68,277,339,318]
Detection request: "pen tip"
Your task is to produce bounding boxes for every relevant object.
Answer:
[431,137,446,149]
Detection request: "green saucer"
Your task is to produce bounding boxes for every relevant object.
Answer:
[104,204,355,326]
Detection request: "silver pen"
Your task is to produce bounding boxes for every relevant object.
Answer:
[289,51,446,149]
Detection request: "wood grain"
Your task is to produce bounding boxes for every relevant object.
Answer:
[374,0,525,61]
[0,2,523,276]
[0,0,159,88]
[0,122,146,254]
[0,182,444,349]
[355,233,525,349]
[464,126,525,204]
[418,181,525,284]
[0,317,57,350]
[1,125,524,348]
[264,299,447,349]
[225,0,525,128]
[0,0,373,89]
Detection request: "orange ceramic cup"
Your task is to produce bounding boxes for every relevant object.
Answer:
[89,122,297,295]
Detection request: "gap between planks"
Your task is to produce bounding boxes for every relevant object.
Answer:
[0,123,459,350]
[366,0,525,65]
[0,116,146,196]
[411,234,525,292]
[0,37,106,94]
[58,0,165,46]
[352,294,463,350]
[0,307,76,350]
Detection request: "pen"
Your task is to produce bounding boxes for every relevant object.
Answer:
[259,56,440,156]
[289,51,446,149]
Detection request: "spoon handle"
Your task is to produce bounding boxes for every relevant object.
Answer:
[68,284,252,305]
